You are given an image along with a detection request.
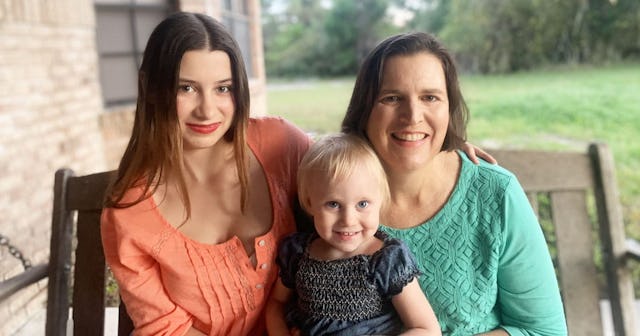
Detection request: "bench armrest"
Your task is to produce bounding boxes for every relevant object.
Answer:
[0,263,48,302]
[625,238,640,262]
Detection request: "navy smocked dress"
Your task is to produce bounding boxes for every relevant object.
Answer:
[276,230,421,336]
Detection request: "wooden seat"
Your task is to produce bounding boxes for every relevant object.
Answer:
[0,142,637,335]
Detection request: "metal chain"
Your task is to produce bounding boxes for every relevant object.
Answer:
[0,233,32,270]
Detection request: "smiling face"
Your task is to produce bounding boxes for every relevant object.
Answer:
[365,52,450,173]
[176,49,235,150]
[305,165,384,259]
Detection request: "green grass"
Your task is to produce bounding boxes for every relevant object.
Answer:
[266,79,353,134]
[266,63,640,239]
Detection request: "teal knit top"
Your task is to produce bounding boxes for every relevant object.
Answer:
[380,152,568,336]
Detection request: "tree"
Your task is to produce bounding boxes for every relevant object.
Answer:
[261,0,328,77]
[401,0,450,34]
[587,0,640,62]
[315,0,395,76]
[399,0,640,73]
[262,0,640,76]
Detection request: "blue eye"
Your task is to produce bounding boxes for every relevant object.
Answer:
[357,200,369,209]
[325,201,340,209]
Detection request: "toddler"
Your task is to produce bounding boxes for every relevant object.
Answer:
[266,134,441,336]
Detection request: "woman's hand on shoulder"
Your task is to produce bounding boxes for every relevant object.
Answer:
[462,142,497,165]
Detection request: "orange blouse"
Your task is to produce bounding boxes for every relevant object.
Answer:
[101,117,311,335]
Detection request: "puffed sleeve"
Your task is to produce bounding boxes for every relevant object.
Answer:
[370,236,421,298]
[276,232,308,289]
[101,208,193,336]
[498,177,568,336]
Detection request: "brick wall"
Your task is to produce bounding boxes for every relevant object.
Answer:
[0,0,106,334]
[101,107,135,170]
[0,0,266,334]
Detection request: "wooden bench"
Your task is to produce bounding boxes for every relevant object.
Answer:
[0,142,637,335]
[0,169,133,336]
[491,143,638,335]
[45,169,133,335]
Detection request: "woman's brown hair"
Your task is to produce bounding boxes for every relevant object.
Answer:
[105,12,251,218]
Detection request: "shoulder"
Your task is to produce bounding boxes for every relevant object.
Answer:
[375,231,418,266]
[461,150,515,180]
[248,116,311,164]
[457,150,533,229]
[371,232,419,275]
[371,232,421,295]
[279,231,311,255]
[276,232,311,287]
[249,115,290,129]
[458,150,519,194]
[248,116,310,144]
[102,187,153,220]
[101,188,161,240]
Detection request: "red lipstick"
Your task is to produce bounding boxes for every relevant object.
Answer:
[187,122,221,134]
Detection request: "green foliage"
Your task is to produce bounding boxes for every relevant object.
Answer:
[262,0,398,77]
[105,268,120,307]
[536,193,562,282]
[319,0,394,75]
[263,0,639,76]
[431,0,586,72]
[400,0,640,73]
[261,0,329,77]
[403,0,450,33]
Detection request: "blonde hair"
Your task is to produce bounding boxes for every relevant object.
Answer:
[297,133,390,213]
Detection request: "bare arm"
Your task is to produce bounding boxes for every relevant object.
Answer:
[393,278,442,336]
[462,142,497,164]
[265,278,294,336]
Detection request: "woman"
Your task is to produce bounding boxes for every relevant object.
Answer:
[101,12,310,335]
[342,32,568,335]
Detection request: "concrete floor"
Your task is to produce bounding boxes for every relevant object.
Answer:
[11,308,119,336]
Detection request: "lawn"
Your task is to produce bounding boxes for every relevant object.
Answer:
[266,63,640,239]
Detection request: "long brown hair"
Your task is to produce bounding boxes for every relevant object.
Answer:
[105,12,251,217]
[342,32,468,151]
